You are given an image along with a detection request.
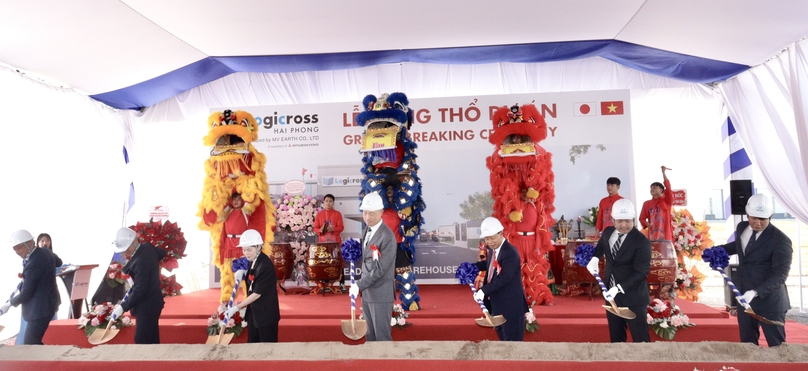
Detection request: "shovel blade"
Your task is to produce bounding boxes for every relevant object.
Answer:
[87,323,120,345]
[602,301,636,320]
[744,308,785,327]
[475,317,495,327]
[340,319,367,340]
[475,311,506,327]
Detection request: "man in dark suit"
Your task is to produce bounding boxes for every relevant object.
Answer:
[2,230,61,344]
[349,192,397,341]
[110,227,167,344]
[588,199,652,343]
[712,194,792,346]
[473,217,528,341]
[226,229,280,342]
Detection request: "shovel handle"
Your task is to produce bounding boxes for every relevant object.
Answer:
[111,286,135,321]
[1,281,22,313]
[467,283,490,314]
[223,272,246,326]
[591,272,615,301]
[349,262,357,310]
[714,267,750,309]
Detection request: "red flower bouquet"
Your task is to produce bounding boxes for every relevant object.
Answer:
[104,262,131,288]
[207,303,246,337]
[77,302,133,338]
[160,274,183,297]
[129,218,187,272]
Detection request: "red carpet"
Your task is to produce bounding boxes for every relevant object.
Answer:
[42,285,808,346]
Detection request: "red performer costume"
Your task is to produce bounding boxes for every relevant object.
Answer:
[486,104,556,306]
[313,209,344,244]
[640,178,673,241]
[382,208,404,245]
[596,194,623,232]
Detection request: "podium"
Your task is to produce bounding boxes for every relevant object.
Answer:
[56,264,99,319]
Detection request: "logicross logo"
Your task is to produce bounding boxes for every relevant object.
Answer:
[256,112,320,129]
[322,176,362,187]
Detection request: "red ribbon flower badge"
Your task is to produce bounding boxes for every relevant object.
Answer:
[370,244,382,260]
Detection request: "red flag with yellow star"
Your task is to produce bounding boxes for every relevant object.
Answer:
[600,101,624,115]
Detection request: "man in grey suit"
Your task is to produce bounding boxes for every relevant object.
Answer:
[712,194,792,346]
[350,192,397,341]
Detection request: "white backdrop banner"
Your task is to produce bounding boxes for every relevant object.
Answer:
[221,90,634,281]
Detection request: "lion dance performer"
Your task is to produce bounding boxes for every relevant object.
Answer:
[356,92,425,311]
[486,104,556,306]
[197,109,276,303]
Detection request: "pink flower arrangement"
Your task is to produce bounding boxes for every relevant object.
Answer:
[274,194,322,234]
[77,301,133,338]
[646,298,695,340]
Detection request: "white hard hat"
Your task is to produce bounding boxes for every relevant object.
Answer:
[10,230,34,247]
[359,192,384,211]
[745,194,773,218]
[114,227,137,253]
[611,199,636,220]
[238,229,264,247]
[480,217,504,238]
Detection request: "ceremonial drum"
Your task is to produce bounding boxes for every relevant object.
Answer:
[269,243,294,280]
[306,242,344,294]
[562,241,604,299]
[647,240,677,298]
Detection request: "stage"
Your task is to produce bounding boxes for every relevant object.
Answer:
[40,284,808,346]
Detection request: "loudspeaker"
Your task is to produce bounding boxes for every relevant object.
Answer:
[729,180,753,215]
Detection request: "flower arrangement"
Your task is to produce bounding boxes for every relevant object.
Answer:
[207,303,247,337]
[77,302,133,337]
[274,194,322,236]
[290,240,309,266]
[669,209,712,302]
[675,262,705,302]
[129,218,187,297]
[391,303,411,329]
[104,262,130,288]
[646,298,695,340]
[525,308,539,333]
[160,274,183,297]
[130,218,188,272]
[670,209,712,259]
[582,206,598,227]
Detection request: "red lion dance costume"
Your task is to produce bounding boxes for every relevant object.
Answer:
[487,104,556,306]
[197,109,276,303]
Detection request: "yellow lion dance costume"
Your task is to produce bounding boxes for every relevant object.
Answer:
[197,109,276,303]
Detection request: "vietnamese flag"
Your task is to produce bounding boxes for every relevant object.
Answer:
[600,101,624,115]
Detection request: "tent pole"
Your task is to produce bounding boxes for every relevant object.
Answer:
[798,219,804,313]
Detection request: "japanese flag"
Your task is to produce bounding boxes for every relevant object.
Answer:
[573,102,598,116]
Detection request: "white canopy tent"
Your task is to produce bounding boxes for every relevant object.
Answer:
[0,1,805,316]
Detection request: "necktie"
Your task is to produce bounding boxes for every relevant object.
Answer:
[364,227,372,249]
[610,233,624,288]
[487,250,497,281]
[744,231,757,254]
[611,233,625,259]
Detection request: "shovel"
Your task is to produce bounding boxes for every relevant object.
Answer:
[340,261,367,340]
[715,267,784,326]
[88,286,134,345]
[206,270,245,345]
[592,272,636,319]
[0,281,23,334]
[466,283,506,327]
